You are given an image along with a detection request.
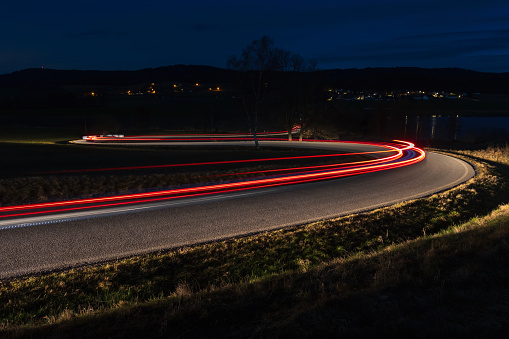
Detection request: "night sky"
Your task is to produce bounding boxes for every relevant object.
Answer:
[2,0,509,75]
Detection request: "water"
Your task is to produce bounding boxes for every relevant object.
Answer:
[460,117,509,142]
[404,115,509,143]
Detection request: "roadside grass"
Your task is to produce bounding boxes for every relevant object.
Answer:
[0,126,81,145]
[0,146,508,337]
[453,143,509,165]
[7,202,509,338]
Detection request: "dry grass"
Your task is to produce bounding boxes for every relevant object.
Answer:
[5,201,509,338]
[455,143,509,165]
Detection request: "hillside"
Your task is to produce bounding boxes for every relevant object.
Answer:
[2,66,509,93]
[0,65,236,87]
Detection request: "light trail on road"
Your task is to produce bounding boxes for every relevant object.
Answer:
[0,139,424,221]
[43,148,397,174]
[84,125,301,141]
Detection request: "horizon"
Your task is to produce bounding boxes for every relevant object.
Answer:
[3,64,508,77]
[3,0,509,75]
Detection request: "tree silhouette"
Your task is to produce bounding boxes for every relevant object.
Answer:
[227,36,278,149]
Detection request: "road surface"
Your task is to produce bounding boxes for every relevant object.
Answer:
[0,141,474,279]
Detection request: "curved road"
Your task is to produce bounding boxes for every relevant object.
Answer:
[0,141,474,279]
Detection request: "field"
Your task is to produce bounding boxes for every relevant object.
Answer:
[0,129,508,337]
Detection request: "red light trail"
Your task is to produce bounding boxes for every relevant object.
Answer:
[0,138,425,221]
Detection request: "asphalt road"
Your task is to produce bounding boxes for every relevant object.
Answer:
[0,141,474,279]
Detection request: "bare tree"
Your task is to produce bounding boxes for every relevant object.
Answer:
[227,36,277,149]
[228,36,319,145]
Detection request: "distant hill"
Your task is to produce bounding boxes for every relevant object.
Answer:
[0,65,236,87]
[314,67,509,93]
[1,65,509,93]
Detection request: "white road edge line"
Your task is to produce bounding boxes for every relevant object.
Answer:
[0,188,279,230]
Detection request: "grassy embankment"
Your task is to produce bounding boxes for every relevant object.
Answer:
[1,129,508,337]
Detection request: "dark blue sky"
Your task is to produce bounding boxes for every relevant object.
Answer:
[2,0,508,75]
